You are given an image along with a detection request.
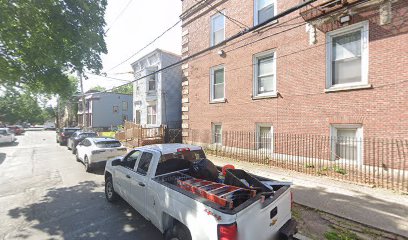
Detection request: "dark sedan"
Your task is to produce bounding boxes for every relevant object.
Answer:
[67,131,98,154]
[56,127,81,146]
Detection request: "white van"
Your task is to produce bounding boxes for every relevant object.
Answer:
[0,128,16,144]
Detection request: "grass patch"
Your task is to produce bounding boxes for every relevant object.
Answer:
[324,230,359,240]
[99,131,116,138]
[332,165,347,175]
[305,163,315,168]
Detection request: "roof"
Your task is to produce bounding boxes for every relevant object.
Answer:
[138,143,202,155]
[130,48,181,67]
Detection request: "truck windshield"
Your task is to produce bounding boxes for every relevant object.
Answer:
[155,150,207,176]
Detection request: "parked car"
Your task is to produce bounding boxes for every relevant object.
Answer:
[8,125,24,135]
[104,144,296,240]
[0,128,16,144]
[44,122,56,130]
[76,137,127,172]
[56,127,81,146]
[67,131,98,154]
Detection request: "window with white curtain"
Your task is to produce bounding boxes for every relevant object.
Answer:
[147,105,157,125]
[326,21,369,89]
[253,50,276,97]
[210,65,225,102]
[211,13,225,46]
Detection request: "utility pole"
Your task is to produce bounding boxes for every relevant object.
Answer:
[78,70,87,130]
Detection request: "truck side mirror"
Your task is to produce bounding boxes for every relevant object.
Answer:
[112,158,122,166]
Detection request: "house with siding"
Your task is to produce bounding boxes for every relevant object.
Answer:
[77,92,133,130]
[131,49,182,129]
[179,0,408,167]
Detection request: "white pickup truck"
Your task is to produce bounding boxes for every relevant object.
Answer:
[104,144,296,240]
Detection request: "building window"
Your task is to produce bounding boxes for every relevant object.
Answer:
[210,12,225,46]
[326,21,369,90]
[254,0,277,25]
[147,105,157,125]
[253,50,276,98]
[256,124,273,150]
[122,114,127,122]
[212,123,222,145]
[113,106,119,113]
[330,124,363,164]
[122,101,128,111]
[210,65,225,102]
[148,73,156,91]
[135,110,141,124]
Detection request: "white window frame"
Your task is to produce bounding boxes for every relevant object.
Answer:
[326,21,369,91]
[212,123,222,145]
[256,123,274,151]
[253,50,277,98]
[210,12,225,46]
[254,0,277,26]
[210,65,226,102]
[330,124,363,165]
[147,105,157,125]
[146,67,158,92]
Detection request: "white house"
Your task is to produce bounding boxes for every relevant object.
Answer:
[131,49,182,128]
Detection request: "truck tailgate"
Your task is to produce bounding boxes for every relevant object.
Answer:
[236,189,292,240]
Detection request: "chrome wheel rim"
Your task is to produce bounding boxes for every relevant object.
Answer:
[106,182,113,198]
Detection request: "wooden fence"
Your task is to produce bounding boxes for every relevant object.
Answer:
[115,121,165,148]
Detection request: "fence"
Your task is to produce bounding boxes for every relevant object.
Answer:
[185,129,408,192]
[115,121,165,147]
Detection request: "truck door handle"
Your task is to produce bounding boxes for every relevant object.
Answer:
[138,182,145,187]
[126,174,131,179]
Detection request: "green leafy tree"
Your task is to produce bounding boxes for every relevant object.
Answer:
[88,85,106,92]
[113,84,133,95]
[0,0,108,97]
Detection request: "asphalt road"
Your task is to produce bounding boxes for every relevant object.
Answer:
[0,130,163,240]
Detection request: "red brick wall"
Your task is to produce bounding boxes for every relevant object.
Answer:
[181,0,408,140]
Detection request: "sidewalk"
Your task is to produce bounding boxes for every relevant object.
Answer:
[209,156,408,238]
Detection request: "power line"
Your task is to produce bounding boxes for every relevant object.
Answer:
[87,0,318,95]
[105,19,182,72]
[194,0,249,29]
[104,0,134,34]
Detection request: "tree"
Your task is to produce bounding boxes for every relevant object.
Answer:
[113,84,133,95]
[88,85,106,92]
[0,0,108,97]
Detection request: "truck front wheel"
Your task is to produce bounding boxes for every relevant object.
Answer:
[105,176,118,203]
[165,223,192,240]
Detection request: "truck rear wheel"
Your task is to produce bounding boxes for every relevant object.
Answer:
[164,223,192,240]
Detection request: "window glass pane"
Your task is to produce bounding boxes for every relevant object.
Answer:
[336,129,357,161]
[258,75,274,93]
[332,58,361,85]
[258,3,274,23]
[214,30,224,45]
[149,80,155,91]
[332,30,361,61]
[258,0,273,9]
[214,68,224,84]
[259,126,272,149]
[258,56,274,76]
[213,125,222,144]
[214,83,224,99]
[137,152,153,175]
[125,151,141,169]
[213,15,224,32]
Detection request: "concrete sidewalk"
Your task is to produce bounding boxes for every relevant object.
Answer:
[209,156,408,238]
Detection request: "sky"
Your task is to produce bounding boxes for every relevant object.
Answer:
[83,0,182,92]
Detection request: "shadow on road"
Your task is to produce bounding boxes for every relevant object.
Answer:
[0,142,19,148]
[8,181,163,240]
[0,153,5,165]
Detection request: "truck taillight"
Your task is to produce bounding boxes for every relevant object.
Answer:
[177,148,190,152]
[218,223,237,240]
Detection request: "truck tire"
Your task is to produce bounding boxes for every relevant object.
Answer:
[75,152,81,162]
[84,156,92,172]
[105,176,118,202]
[164,223,192,240]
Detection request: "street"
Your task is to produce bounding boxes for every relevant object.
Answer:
[0,130,163,240]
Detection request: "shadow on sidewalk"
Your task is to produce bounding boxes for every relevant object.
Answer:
[7,181,163,240]
[293,185,408,238]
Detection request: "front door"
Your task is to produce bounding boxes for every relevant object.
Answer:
[128,151,154,219]
[114,150,141,201]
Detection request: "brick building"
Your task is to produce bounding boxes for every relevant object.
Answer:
[180,0,408,165]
